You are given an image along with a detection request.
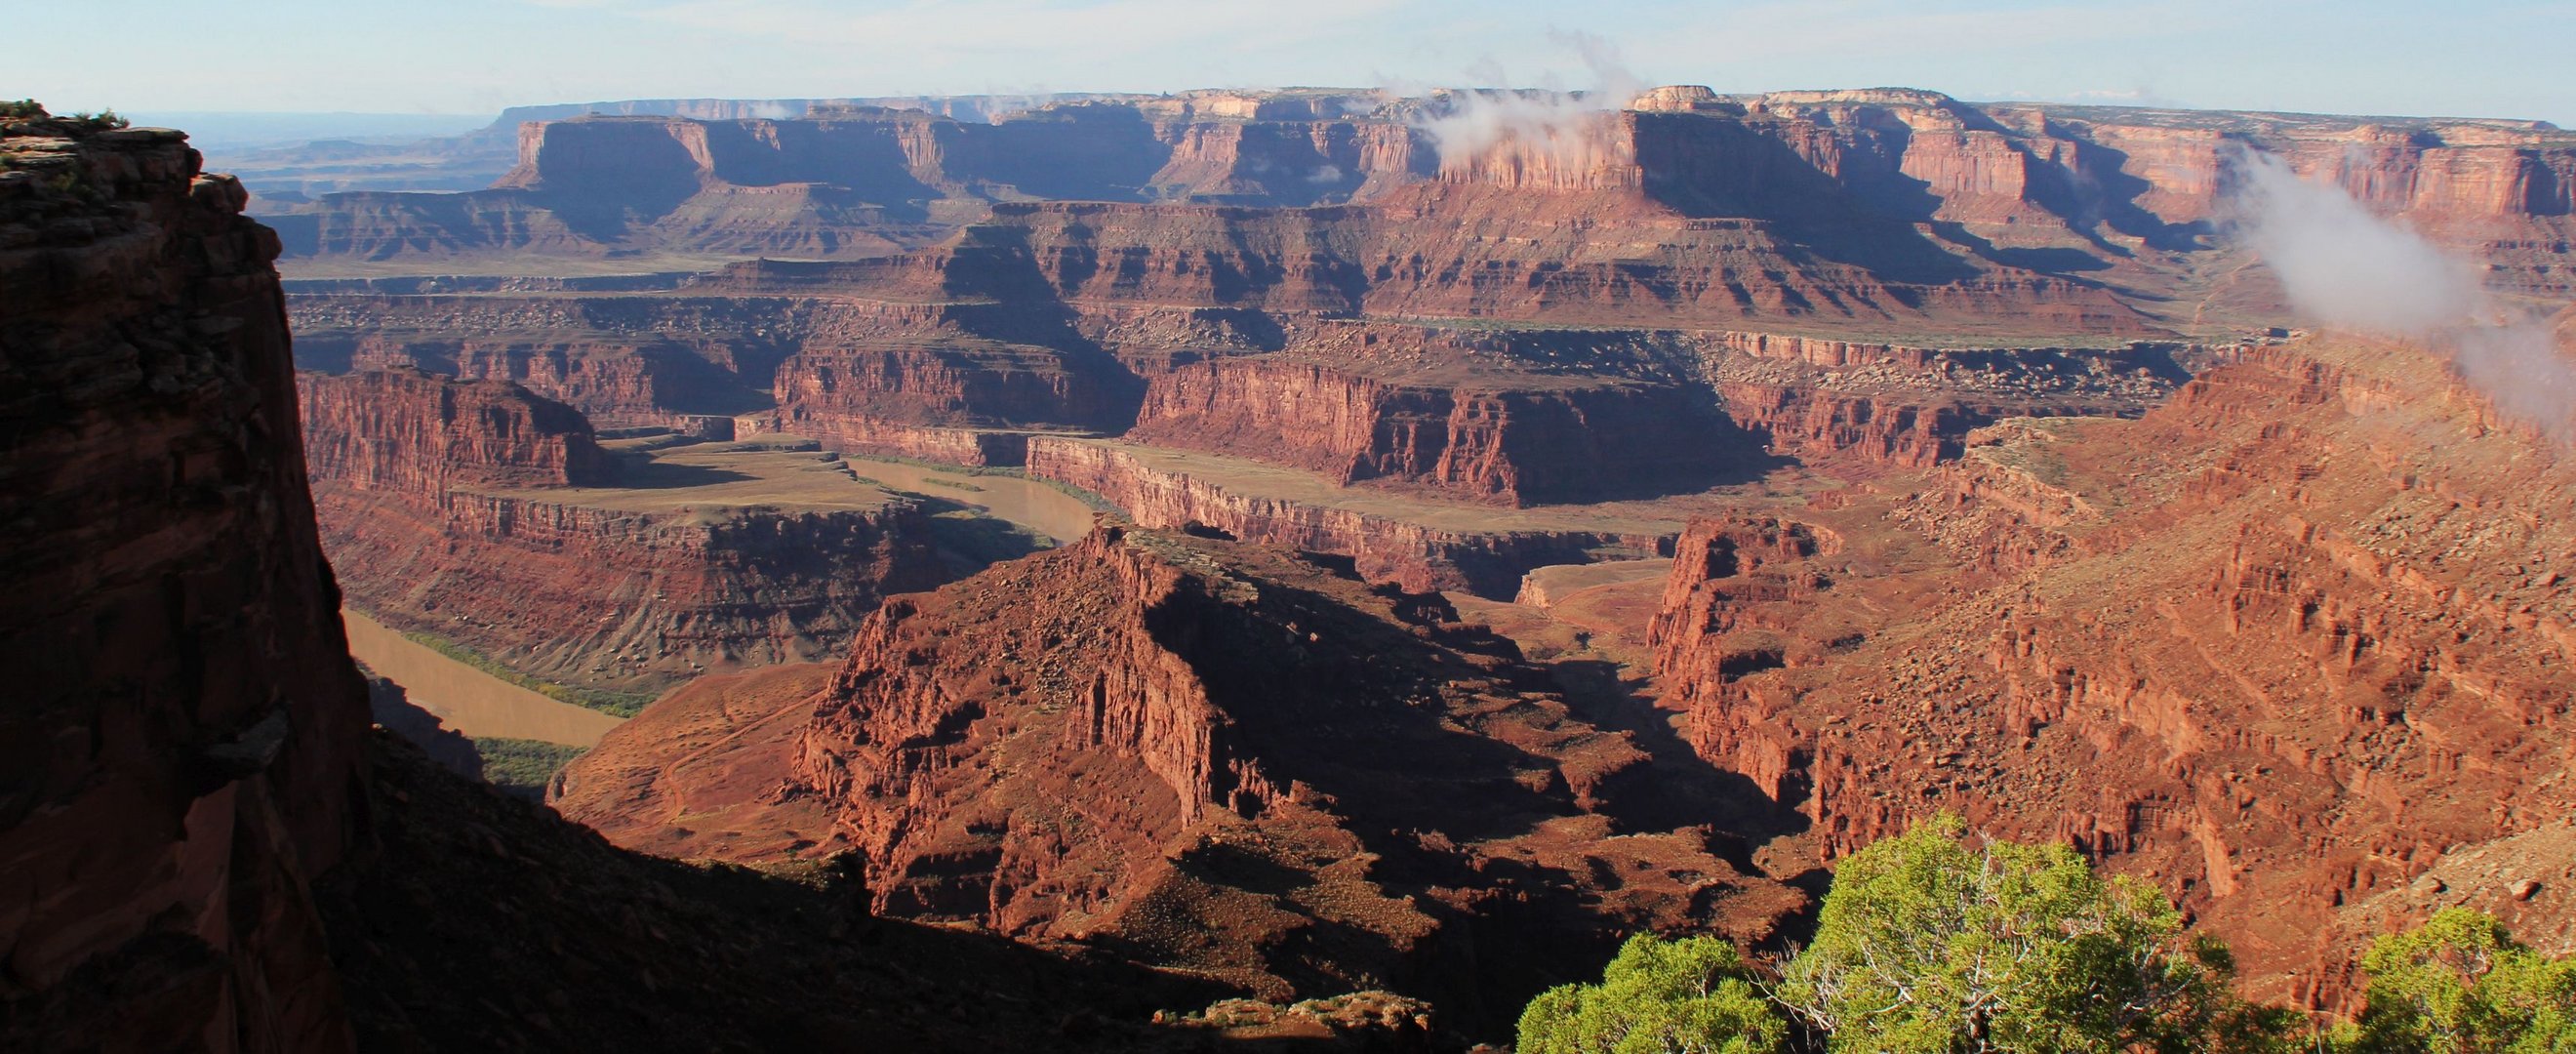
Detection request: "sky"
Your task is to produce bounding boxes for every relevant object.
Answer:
[13,0,2576,129]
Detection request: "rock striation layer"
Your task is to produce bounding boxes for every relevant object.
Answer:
[1127,352,1744,506]
[299,366,610,490]
[269,89,2576,313]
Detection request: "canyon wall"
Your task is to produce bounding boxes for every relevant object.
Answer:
[316,486,946,691]
[0,114,366,1052]
[1126,355,1745,505]
[269,89,2576,315]
[288,291,805,426]
[1649,335,2576,1007]
[0,108,1461,1054]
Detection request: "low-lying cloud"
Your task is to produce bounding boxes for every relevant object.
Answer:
[2229,150,2575,439]
[1404,31,1644,177]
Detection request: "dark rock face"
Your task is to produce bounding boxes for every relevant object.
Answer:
[363,674,482,780]
[0,115,368,1051]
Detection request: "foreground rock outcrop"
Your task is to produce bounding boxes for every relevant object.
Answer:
[782,525,1806,1033]
[0,110,369,1053]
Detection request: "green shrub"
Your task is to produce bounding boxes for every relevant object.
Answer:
[1,100,47,119]
[1774,813,2287,1053]
[2338,908,2576,1053]
[471,737,588,799]
[1518,933,1789,1054]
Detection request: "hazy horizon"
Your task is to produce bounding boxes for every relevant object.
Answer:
[15,1,2576,131]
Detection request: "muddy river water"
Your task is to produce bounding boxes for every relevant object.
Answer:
[342,609,626,747]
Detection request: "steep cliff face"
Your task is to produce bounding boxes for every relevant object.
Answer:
[789,527,1803,1032]
[261,188,601,261]
[1696,334,2209,471]
[763,339,1143,457]
[298,367,608,492]
[937,201,1376,312]
[318,486,946,692]
[0,114,367,1052]
[1712,384,1956,468]
[1128,355,1746,505]
[301,370,946,696]
[927,185,2144,338]
[1650,334,2576,1007]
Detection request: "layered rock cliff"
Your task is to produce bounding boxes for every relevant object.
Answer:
[1127,353,1746,505]
[268,88,2576,323]
[288,290,805,428]
[298,366,609,491]
[301,370,946,697]
[0,110,368,1053]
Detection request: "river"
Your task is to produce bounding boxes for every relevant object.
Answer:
[342,609,625,747]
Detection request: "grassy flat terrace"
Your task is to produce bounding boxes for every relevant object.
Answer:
[276,251,764,280]
[463,442,904,518]
[1056,437,1822,539]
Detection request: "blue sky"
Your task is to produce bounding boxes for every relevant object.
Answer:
[15,0,2575,126]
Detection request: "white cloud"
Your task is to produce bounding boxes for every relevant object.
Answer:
[2228,149,2576,438]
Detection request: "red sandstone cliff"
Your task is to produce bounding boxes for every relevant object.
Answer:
[0,112,367,1052]
[298,367,608,492]
[272,89,2576,316]
[1127,354,1744,506]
